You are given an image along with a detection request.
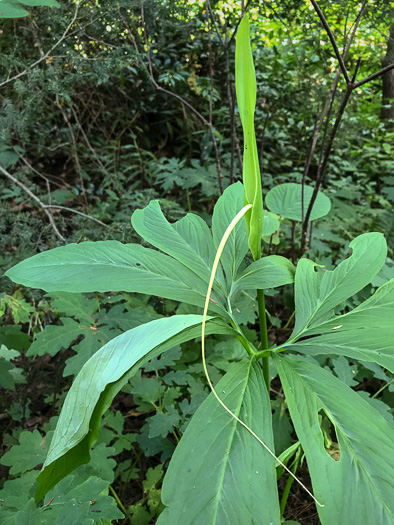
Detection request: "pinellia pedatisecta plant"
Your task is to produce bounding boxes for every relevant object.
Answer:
[5,15,394,525]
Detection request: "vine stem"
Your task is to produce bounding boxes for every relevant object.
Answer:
[109,485,132,523]
[201,203,324,508]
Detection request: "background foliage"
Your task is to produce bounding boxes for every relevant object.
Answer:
[1,1,394,523]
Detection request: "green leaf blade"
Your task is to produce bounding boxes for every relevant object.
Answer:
[292,232,387,336]
[232,255,295,296]
[131,200,226,294]
[274,354,394,525]
[265,183,331,222]
[212,182,249,289]
[235,16,264,260]
[5,241,218,309]
[35,315,234,502]
[159,359,281,525]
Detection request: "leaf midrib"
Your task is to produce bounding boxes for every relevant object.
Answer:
[212,358,254,524]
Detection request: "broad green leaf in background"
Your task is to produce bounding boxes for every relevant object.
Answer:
[231,255,295,298]
[212,182,249,289]
[235,16,264,260]
[262,211,280,237]
[265,183,331,222]
[35,315,235,502]
[0,356,15,390]
[0,0,59,18]
[290,279,394,372]
[291,232,387,337]
[158,359,281,525]
[131,200,226,293]
[26,317,83,357]
[1,430,50,475]
[49,291,99,324]
[274,354,394,525]
[5,241,225,311]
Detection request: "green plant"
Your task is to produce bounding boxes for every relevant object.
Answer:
[0,0,59,19]
[4,14,394,524]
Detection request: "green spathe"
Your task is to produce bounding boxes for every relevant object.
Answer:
[235,16,264,260]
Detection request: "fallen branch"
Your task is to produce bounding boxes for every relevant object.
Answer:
[0,166,65,241]
[45,205,108,228]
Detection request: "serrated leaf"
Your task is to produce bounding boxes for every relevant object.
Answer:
[0,470,38,510]
[49,292,98,324]
[159,359,281,525]
[1,430,51,475]
[143,464,164,490]
[144,345,181,372]
[0,325,30,351]
[265,183,331,221]
[148,408,180,438]
[131,374,164,411]
[64,325,119,377]
[332,355,358,387]
[274,354,394,524]
[45,476,123,521]
[27,318,82,357]
[136,423,175,461]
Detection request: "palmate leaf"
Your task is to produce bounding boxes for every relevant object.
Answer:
[235,16,264,260]
[274,354,394,525]
[5,241,225,313]
[159,359,280,525]
[35,315,235,502]
[290,279,394,373]
[291,232,387,337]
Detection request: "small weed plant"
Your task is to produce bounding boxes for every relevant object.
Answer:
[5,16,394,525]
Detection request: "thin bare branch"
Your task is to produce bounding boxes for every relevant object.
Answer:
[45,205,108,228]
[310,0,350,84]
[140,0,224,193]
[0,166,65,241]
[70,105,109,175]
[354,62,394,89]
[55,96,88,205]
[206,0,224,47]
[206,3,224,193]
[140,1,209,126]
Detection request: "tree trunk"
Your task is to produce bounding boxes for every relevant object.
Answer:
[380,23,394,124]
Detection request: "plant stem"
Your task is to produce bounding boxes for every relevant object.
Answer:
[283,310,295,330]
[372,378,394,399]
[109,484,132,523]
[257,288,269,390]
[280,451,301,517]
[280,471,295,517]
